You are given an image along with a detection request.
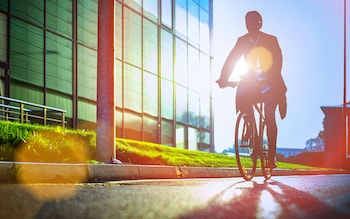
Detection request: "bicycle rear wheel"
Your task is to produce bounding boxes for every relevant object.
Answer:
[260,122,272,180]
[234,112,256,181]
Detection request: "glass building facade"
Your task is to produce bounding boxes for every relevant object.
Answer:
[0,0,214,152]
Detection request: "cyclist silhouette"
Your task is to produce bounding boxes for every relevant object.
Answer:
[216,11,287,168]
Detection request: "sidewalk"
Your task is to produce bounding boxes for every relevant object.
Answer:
[0,161,349,183]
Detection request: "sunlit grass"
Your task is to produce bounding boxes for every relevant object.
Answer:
[0,120,318,169]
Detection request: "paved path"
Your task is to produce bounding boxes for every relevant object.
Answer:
[1,175,349,218]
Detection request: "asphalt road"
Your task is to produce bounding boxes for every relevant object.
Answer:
[0,174,349,219]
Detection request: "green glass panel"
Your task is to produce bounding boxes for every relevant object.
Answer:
[0,0,7,12]
[199,52,211,96]
[124,7,141,67]
[115,60,122,108]
[188,90,199,127]
[175,38,187,86]
[161,79,173,120]
[78,0,97,48]
[10,19,43,86]
[46,0,72,37]
[78,100,96,122]
[161,29,173,80]
[116,110,123,138]
[143,116,158,143]
[46,91,73,118]
[0,13,7,62]
[200,7,210,53]
[46,32,72,94]
[161,0,172,28]
[115,2,122,60]
[10,83,44,105]
[188,0,199,45]
[11,0,43,25]
[175,0,187,38]
[188,46,199,91]
[124,112,142,141]
[161,119,173,146]
[124,0,141,13]
[176,124,186,149]
[143,72,158,116]
[176,85,187,123]
[188,127,198,150]
[143,0,158,21]
[199,95,210,129]
[143,19,158,74]
[124,64,142,112]
[78,45,97,100]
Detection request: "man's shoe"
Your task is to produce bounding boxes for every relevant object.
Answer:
[266,160,277,168]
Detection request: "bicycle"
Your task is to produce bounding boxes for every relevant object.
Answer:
[222,81,273,181]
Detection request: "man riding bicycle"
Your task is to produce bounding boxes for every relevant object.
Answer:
[216,11,287,168]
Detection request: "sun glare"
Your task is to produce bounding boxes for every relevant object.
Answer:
[230,56,248,81]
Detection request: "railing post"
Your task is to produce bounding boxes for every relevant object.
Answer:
[43,108,47,126]
[62,112,66,128]
[20,103,24,123]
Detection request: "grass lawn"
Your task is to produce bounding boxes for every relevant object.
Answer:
[0,120,318,170]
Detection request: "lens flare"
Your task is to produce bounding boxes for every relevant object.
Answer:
[246,47,273,73]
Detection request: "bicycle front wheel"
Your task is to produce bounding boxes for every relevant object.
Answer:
[234,112,256,181]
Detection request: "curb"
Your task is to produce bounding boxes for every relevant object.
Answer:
[0,161,349,183]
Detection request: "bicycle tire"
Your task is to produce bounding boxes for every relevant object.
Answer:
[260,121,272,180]
[234,112,257,181]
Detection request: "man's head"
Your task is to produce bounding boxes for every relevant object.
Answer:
[245,11,262,32]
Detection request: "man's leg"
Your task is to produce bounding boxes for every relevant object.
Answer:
[264,100,278,168]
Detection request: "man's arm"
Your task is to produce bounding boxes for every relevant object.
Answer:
[217,38,243,87]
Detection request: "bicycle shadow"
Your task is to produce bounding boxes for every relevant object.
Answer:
[179,178,349,219]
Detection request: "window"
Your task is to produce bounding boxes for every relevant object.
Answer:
[188,46,199,91]
[78,99,96,122]
[78,45,97,100]
[143,72,158,116]
[176,85,187,123]
[161,119,173,146]
[188,0,199,45]
[115,2,122,60]
[175,38,187,85]
[124,64,142,112]
[124,112,142,140]
[143,0,158,21]
[176,124,187,149]
[161,78,173,119]
[0,0,7,11]
[188,90,199,127]
[143,116,158,143]
[200,7,210,53]
[143,19,158,74]
[11,0,44,25]
[161,29,173,80]
[0,13,6,62]
[188,127,198,150]
[124,0,141,13]
[46,0,72,37]
[10,19,44,87]
[115,60,123,108]
[175,0,187,38]
[46,32,72,94]
[124,7,142,67]
[161,0,172,28]
[78,0,98,48]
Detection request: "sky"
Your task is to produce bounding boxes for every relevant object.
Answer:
[212,0,350,152]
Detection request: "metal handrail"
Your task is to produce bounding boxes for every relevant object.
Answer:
[0,96,67,127]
